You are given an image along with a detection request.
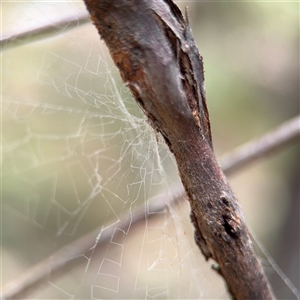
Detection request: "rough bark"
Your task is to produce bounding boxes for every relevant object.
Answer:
[83,0,275,299]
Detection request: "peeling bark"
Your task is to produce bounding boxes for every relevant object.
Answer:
[83,0,275,299]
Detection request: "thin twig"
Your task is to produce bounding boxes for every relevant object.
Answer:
[2,186,184,300]
[0,12,90,51]
[221,115,300,175]
[2,116,299,300]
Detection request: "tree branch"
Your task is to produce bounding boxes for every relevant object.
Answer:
[221,115,300,175]
[82,0,274,299]
[0,12,90,51]
[1,186,184,300]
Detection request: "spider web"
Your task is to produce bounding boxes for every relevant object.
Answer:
[2,1,299,300]
[2,2,229,299]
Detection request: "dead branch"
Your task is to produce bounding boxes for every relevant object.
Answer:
[82,0,274,299]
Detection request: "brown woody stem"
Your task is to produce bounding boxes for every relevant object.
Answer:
[83,0,275,299]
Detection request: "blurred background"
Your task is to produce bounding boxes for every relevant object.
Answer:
[2,1,299,299]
